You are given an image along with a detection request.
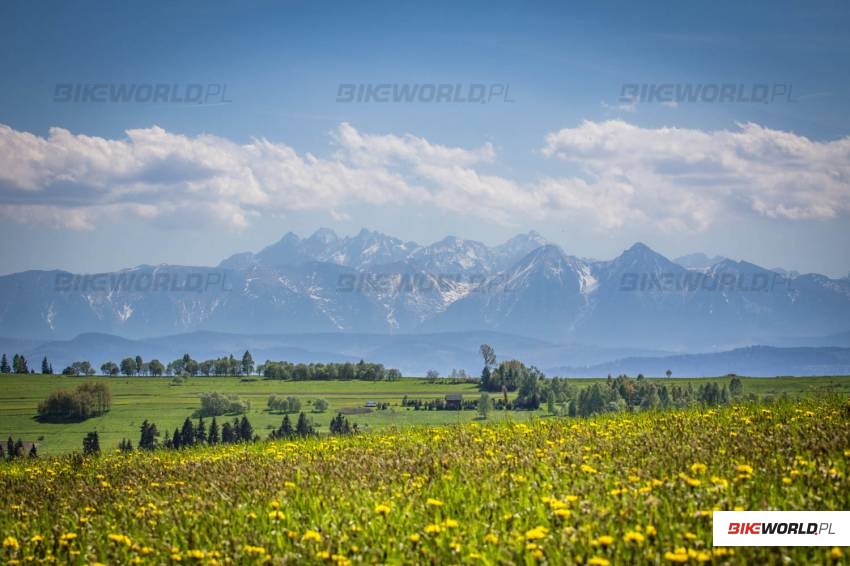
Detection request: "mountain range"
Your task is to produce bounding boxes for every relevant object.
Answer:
[1,228,849,375]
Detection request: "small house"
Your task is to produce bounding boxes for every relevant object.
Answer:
[445,393,463,410]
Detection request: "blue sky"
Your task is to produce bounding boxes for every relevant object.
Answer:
[1,0,849,276]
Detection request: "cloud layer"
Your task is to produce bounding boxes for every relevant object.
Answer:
[0,120,848,231]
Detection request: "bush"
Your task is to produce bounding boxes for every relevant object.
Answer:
[314,398,329,413]
[37,383,111,422]
[268,395,302,413]
[199,392,247,417]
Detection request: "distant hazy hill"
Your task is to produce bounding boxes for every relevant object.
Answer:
[549,346,850,378]
[1,229,849,355]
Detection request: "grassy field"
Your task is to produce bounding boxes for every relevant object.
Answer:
[2,374,850,456]
[1,398,848,564]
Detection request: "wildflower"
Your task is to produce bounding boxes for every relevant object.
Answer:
[525,526,548,540]
[374,503,391,515]
[302,530,322,543]
[243,545,266,556]
[408,534,421,543]
[830,547,842,560]
[3,536,19,550]
[664,548,689,563]
[645,525,657,538]
[580,464,598,474]
[108,533,132,546]
[270,500,280,509]
[426,498,444,507]
[29,535,43,544]
[690,463,707,474]
[424,524,442,534]
[685,477,701,488]
[483,533,499,544]
[624,531,645,544]
[186,549,205,559]
[554,509,572,518]
[443,518,459,528]
[587,558,610,566]
[268,510,285,521]
[736,464,754,475]
[592,535,614,547]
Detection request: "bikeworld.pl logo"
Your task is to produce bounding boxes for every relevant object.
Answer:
[713,511,849,547]
[727,522,835,536]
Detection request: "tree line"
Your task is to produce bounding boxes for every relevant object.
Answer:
[6,350,404,382]
[92,411,355,455]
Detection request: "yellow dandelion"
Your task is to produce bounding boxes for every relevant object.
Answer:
[664,550,689,563]
[831,547,843,560]
[374,503,391,515]
[593,535,614,547]
[426,498,444,507]
[645,525,657,538]
[624,531,645,544]
[302,530,322,543]
[525,526,548,541]
[484,533,499,544]
[3,536,19,550]
[690,463,707,474]
[424,524,442,534]
[587,558,610,566]
[268,510,285,521]
[408,534,421,543]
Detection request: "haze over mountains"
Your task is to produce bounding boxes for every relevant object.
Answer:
[1,228,849,375]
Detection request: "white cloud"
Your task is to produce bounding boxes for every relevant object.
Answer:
[542,120,850,228]
[0,120,848,232]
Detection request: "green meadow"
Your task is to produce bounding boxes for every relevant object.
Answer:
[1,374,850,456]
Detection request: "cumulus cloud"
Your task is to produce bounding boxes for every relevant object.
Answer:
[0,120,847,232]
[542,120,850,229]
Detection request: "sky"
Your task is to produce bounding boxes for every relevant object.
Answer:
[0,0,848,277]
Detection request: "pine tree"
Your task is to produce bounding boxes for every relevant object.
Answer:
[6,436,14,459]
[0,353,10,374]
[173,427,182,450]
[239,416,253,442]
[41,356,51,375]
[278,414,293,438]
[221,422,234,444]
[181,417,195,447]
[295,412,313,437]
[28,443,37,458]
[241,350,254,376]
[139,420,159,450]
[208,417,219,445]
[195,418,207,445]
[83,431,100,455]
